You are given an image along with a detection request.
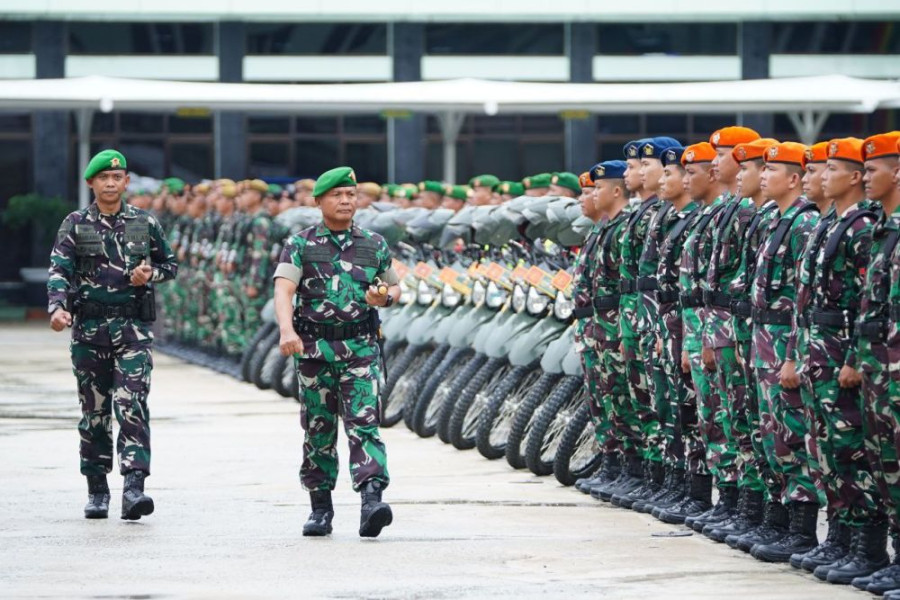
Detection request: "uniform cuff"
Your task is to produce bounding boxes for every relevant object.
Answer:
[273,262,301,285]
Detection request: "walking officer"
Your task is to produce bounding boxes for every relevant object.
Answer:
[48,149,178,520]
[273,166,400,539]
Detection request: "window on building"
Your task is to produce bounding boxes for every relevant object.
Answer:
[345,142,387,183]
[426,24,564,55]
[171,143,213,182]
[772,21,900,54]
[248,116,291,135]
[249,142,291,178]
[0,22,31,53]
[118,139,165,178]
[597,24,737,55]
[294,139,341,179]
[68,22,214,54]
[170,114,212,134]
[246,23,387,55]
[120,113,165,134]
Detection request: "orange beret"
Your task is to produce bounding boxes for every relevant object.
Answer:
[710,126,761,149]
[764,142,808,167]
[731,138,779,163]
[827,138,864,164]
[681,142,717,166]
[862,132,900,161]
[578,171,593,189]
[804,142,830,164]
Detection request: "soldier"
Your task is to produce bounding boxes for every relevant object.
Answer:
[852,132,900,595]
[357,182,381,208]
[416,181,445,209]
[294,178,316,207]
[442,184,471,212]
[747,142,822,563]
[522,173,552,197]
[494,181,525,203]
[273,166,400,538]
[239,180,275,348]
[549,172,581,198]
[468,175,501,206]
[47,149,177,520]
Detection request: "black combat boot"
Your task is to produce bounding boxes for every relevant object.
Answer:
[642,468,687,515]
[121,470,154,521]
[693,483,739,533]
[707,489,765,543]
[752,501,819,562]
[303,490,334,536]
[728,501,789,552]
[593,456,642,502]
[633,465,671,513]
[84,474,110,519]
[657,473,712,525]
[615,461,665,509]
[577,453,620,494]
[826,519,890,584]
[359,480,393,538]
[859,535,900,594]
[795,518,850,571]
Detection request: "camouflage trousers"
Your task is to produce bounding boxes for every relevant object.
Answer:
[709,346,743,489]
[755,368,824,506]
[861,341,900,530]
[215,277,245,355]
[738,339,779,500]
[639,333,668,466]
[661,334,703,473]
[600,340,642,457]
[242,293,268,352]
[297,352,389,492]
[71,339,153,476]
[580,346,616,453]
[622,336,658,462]
[802,367,879,527]
[688,355,718,478]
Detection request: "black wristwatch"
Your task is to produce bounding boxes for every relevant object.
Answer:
[383,294,394,308]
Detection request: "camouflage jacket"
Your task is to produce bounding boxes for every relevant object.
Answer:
[618,196,662,339]
[679,197,726,354]
[573,221,603,351]
[854,206,900,370]
[788,203,874,368]
[213,213,241,276]
[636,201,676,336]
[655,200,702,340]
[275,222,394,362]
[750,197,818,368]
[703,191,749,349]
[242,209,274,290]
[728,200,779,343]
[48,201,177,347]
[591,206,632,341]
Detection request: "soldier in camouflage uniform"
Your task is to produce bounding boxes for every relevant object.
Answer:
[48,150,177,520]
[851,133,900,595]
[747,142,822,563]
[211,183,245,358]
[654,142,723,524]
[787,137,886,581]
[695,127,762,535]
[578,161,639,495]
[273,166,400,539]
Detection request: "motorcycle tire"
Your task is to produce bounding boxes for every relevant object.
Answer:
[437,353,488,444]
[381,344,429,427]
[448,358,515,451]
[412,347,474,438]
[505,371,562,470]
[402,343,450,431]
[271,353,293,398]
[475,364,543,460]
[524,375,584,476]
[553,402,603,486]
[249,328,280,390]
[240,321,278,383]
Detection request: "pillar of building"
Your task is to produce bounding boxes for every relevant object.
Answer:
[214,22,247,179]
[388,23,425,183]
[565,23,598,173]
[33,21,68,200]
[739,22,774,136]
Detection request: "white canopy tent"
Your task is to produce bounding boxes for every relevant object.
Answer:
[1,74,898,207]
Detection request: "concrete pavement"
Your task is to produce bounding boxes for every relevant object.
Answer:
[0,322,866,599]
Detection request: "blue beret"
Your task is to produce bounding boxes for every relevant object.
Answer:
[654,136,683,149]
[661,146,686,167]
[623,138,648,160]
[639,137,684,160]
[591,160,627,180]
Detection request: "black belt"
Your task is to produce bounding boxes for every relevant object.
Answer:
[810,310,848,328]
[859,319,888,343]
[680,291,704,309]
[593,295,620,311]
[293,316,377,341]
[751,308,792,326]
[636,277,658,292]
[76,300,141,319]
[573,306,594,319]
[891,305,900,321]
[656,290,679,304]
[619,280,637,294]
[731,300,752,318]
[703,290,733,310]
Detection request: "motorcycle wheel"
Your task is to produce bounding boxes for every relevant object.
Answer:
[240,321,277,383]
[475,363,542,460]
[504,372,562,469]
[249,328,280,390]
[402,343,450,431]
[271,354,293,398]
[412,347,473,438]
[381,344,429,427]
[448,358,515,451]
[553,402,603,486]
[436,353,487,444]
[524,375,584,476]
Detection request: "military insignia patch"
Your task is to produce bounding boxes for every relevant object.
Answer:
[768,147,779,159]
[594,166,605,178]
[349,170,357,182]
[643,144,653,156]
[685,150,695,163]
[736,147,747,161]
[665,150,675,162]
[501,183,509,193]
[419,182,425,191]
[473,178,481,187]
[110,157,121,168]
[804,148,814,161]
[551,175,559,184]
[712,132,721,145]
[523,178,531,188]
[627,146,638,158]
[865,141,876,156]
[829,142,839,157]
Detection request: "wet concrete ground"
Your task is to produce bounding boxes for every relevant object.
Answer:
[0,323,865,599]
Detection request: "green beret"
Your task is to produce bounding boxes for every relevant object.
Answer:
[468,174,501,189]
[392,186,413,200]
[267,183,283,197]
[384,183,398,197]
[522,173,552,190]
[447,185,472,201]
[418,180,445,195]
[83,149,127,181]
[494,180,525,196]
[551,172,581,194]
[313,166,357,197]
[163,177,185,195]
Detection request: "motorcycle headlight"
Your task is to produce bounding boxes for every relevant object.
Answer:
[485,281,508,309]
[553,291,574,321]
[526,286,551,316]
[471,280,486,306]
[512,284,527,313]
[417,279,435,305]
[399,280,414,305]
[441,283,462,308]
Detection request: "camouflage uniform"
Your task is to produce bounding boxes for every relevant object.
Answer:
[161,212,191,340]
[729,200,781,500]
[750,196,823,506]
[212,211,245,355]
[790,202,877,527]
[618,196,664,464]
[679,196,729,479]
[857,206,900,532]
[654,200,702,471]
[48,201,177,476]
[275,223,395,492]
[240,209,274,348]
